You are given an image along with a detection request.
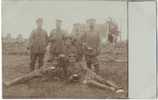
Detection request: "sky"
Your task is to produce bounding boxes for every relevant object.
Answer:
[2,1,127,39]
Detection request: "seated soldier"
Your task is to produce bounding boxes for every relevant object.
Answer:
[64,51,124,94]
[66,53,83,82]
[62,35,81,78]
[62,38,124,93]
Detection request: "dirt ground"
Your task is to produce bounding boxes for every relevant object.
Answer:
[2,42,128,99]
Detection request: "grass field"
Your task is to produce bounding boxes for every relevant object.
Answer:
[2,42,128,99]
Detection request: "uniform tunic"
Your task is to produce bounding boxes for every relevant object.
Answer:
[29,28,48,54]
[72,31,84,61]
[49,29,66,56]
[29,28,48,71]
[82,30,100,50]
[81,30,101,72]
[107,21,120,43]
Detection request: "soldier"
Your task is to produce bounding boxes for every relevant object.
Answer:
[48,19,66,62]
[82,18,101,73]
[62,48,125,94]
[71,23,83,61]
[106,17,120,45]
[29,17,48,71]
[59,36,77,78]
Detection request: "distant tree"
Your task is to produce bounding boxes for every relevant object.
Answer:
[4,33,13,44]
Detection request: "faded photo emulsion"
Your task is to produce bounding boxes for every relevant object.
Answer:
[2,0,128,98]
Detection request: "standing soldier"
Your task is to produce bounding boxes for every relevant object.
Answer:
[82,18,101,73]
[29,17,48,71]
[106,17,120,45]
[71,23,83,61]
[48,19,66,63]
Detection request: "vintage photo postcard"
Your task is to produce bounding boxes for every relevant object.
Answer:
[2,0,128,98]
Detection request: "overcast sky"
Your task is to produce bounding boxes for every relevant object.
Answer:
[2,1,127,39]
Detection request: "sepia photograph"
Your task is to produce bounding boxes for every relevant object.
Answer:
[2,0,128,98]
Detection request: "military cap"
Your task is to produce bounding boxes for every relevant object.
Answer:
[36,17,43,23]
[86,18,96,24]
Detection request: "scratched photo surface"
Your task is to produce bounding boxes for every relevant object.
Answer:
[2,0,128,98]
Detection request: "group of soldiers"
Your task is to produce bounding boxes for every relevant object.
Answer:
[29,18,101,74]
[5,17,124,94]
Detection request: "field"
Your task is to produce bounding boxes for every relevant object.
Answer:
[2,42,128,99]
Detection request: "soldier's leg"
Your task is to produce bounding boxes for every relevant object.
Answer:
[47,45,54,63]
[5,69,43,87]
[93,57,100,73]
[85,69,121,91]
[86,62,91,69]
[58,53,69,79]
[30,53,37,71]
[62,67,68,80]
[85,68,105,84]
[94,64,99,74]
[77,46,83,61]
[47,53,53,62]
[92,72,117,88]
[38,53,45,69]
[85,56,92,69]
[85,79,115,91]
[91,70,120,89]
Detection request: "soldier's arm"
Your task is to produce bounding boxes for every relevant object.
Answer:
[80,32,86,43]
[45,31,49,46]
[62,30,68,40]
[48,30,55,42]
[28,30,35,49]
[105,22,110,35]
[96,32,101,55]
[115,23,120,36]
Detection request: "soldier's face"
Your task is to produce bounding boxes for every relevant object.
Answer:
[89,23,95,30]
[37,21,43,28]
[68,54,76,63]
[75,27,80,32]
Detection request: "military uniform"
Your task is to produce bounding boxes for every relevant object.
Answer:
[71,23,84,61]
[61,36,79,78]
[107,21,120,44]
[82,30,100,73]
[29,28,48,71]
[82,19,101,73]
[49,29,66,61]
